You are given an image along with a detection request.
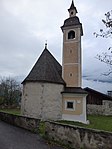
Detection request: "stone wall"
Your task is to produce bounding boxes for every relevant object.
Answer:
[0,112,40,132]
[45,121,112,149]
[0,112,112,149]
[87,100,112,115]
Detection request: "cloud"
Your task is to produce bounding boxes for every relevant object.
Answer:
[0,0,112,93]
[0,3,44,77]
[83,78,112,94]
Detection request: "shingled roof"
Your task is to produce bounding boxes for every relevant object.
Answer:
[62,87,87,94]
[84,87,112,101]
[22,48,65,85]
[61,16,83,36]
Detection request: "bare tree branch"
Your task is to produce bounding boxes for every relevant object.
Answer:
[94,11,112,38]
[94,11,112,76]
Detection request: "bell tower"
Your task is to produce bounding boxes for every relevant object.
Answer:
[61,0,83,87]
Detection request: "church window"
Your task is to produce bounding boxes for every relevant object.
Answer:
[65,100,75,111]
[70,73,73,77]
[71,11,73,15]
[68,30,75,39]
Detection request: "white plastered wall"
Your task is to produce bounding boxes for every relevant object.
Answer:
[21,82,64,120]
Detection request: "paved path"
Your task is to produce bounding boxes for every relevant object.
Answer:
[0,121,64,149]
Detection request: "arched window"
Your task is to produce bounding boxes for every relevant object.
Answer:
[68,30,75,39]
[70,11,74,16]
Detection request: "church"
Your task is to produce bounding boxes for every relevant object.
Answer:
[21,0,88,124]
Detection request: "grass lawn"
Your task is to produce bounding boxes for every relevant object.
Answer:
[58,115,112,132]
[0,108,21,115]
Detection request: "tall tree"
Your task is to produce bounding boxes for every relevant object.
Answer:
[0,77,22,106]
[94,11,112,76]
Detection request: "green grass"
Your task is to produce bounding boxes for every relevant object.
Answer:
[0,108,21,115]
[58,115,112,132]
[39,121,46,137]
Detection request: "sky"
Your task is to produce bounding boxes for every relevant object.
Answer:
[0,0,112,94]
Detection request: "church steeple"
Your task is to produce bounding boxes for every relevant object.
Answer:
[61,1,83,87]
[68,0,78,17]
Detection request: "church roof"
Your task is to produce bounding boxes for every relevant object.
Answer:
[61,16,83,36]
[22,48,65,85]
[62,16,81,27]
[62,87,87,94]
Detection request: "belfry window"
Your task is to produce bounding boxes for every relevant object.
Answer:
[68,30,75,39]
[71,11,74,16]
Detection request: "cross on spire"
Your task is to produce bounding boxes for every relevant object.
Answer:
[45,40,47,49]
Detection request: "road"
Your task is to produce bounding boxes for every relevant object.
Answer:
[0,121,64,149]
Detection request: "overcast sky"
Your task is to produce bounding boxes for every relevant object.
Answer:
[0,0,112,93]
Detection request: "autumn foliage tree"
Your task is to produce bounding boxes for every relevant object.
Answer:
[94,11,112,76]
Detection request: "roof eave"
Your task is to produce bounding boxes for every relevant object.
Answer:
[22,79,66,86]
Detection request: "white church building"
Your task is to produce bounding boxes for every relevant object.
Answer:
[21,0,88,123]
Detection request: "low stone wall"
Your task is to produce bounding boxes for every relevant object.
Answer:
[0,112,40,132]
[87,105,103,115]
[1,112,112,148]
[45,121,112,149]
[87,100,112,115]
